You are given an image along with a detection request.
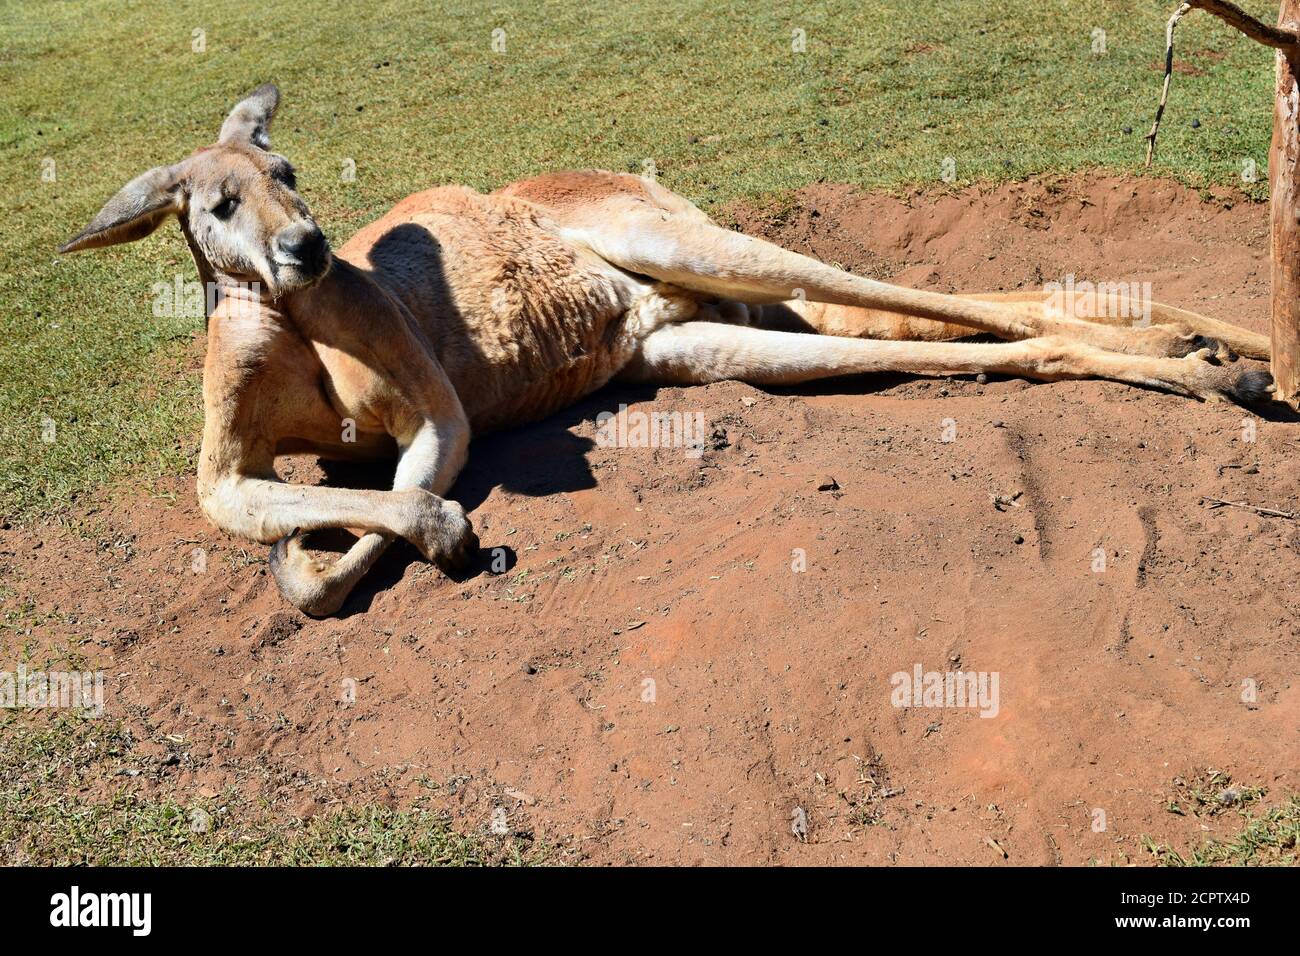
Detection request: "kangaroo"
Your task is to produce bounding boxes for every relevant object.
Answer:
[60,85,1276,615]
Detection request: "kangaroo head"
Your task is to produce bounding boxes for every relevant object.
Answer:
[60,83,330,297]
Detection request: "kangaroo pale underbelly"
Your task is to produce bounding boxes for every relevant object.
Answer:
[339,185,702,434]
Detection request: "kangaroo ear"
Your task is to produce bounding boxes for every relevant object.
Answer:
[219,82,279,150]
[58,164,183,254]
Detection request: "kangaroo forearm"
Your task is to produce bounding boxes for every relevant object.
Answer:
[200,475,418,543]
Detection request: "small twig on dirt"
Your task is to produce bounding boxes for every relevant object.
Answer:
[1145,3,1192,169]
[1200,495,1299,519]
[984,835,1009,859]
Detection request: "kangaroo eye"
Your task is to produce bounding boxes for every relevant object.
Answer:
[211,195,239,219]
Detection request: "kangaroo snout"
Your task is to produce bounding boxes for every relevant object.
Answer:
[274,222,329,272]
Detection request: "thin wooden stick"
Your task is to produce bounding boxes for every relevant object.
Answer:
[1200,495,1299,519]
[1146,3,1192,169]
[1145,2,1300,168]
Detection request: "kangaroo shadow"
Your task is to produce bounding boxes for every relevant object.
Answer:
[312,378,661,615]
[1249,401,1300,424]
[451,380,663,509]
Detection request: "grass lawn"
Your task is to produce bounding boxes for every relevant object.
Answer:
[0,0,1283,521]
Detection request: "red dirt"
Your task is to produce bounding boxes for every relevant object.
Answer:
[4,174,1298,865]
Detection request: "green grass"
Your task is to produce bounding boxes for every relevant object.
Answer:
[1142,770,1297,866]
[0,715,543,865]
[0,0,1282,520]
[1145,797,1300,866]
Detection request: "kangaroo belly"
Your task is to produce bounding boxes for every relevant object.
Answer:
[462,282,703,432]
[338,184,693,433]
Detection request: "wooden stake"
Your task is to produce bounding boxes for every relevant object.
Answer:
[1146,2,1300,408]
[1271,0,1300,409]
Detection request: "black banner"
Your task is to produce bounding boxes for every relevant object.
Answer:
[0,865,1285,942]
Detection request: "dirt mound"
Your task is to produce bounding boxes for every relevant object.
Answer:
[4,174,1297,865]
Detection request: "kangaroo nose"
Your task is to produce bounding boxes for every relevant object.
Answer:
[274,224,327,271]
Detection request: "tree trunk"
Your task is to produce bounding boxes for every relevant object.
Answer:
[1270,0,1300,410]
